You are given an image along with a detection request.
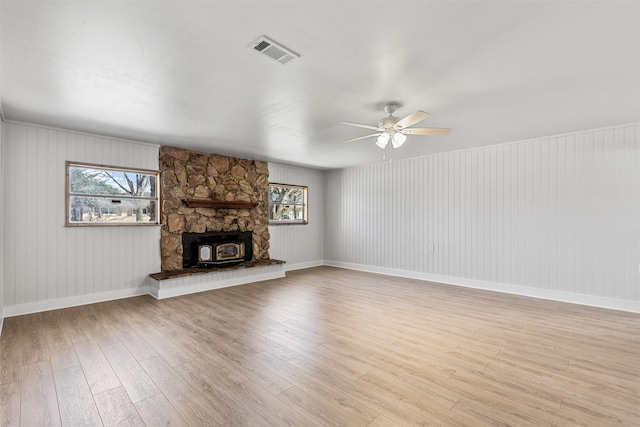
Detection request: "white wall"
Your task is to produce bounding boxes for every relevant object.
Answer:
[0,118,4,327]
[268,163,324,270]
[2,122,160,316]
[2,121,638,317]
[324,124,640,312]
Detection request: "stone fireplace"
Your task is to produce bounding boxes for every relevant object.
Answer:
[159,146,270,272]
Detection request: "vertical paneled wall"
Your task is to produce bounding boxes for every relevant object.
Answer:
[0,119,5,322]
[324,124,640,303]
[2,122,160,312]
[268,163,324,270]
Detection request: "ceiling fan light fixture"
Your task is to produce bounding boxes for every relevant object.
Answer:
[392,132,407,148]
[341,103,450,149]
[376,132,390,149]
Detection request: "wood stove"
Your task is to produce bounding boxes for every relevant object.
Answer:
[182,231,252,268]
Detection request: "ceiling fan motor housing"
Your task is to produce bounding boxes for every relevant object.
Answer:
[379,103,401,129]
[379,116,400,129]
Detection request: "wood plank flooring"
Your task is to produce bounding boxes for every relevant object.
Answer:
[1,266,639,426]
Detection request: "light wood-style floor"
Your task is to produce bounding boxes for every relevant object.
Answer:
[1,266,639,426]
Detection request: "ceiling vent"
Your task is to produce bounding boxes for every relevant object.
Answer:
[250,36,300,65]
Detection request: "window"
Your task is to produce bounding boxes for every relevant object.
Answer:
[269,183,307,224]
[66,162,160,226]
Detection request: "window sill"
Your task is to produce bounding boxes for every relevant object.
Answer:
[65,222,161,227]
[269,221,308,225]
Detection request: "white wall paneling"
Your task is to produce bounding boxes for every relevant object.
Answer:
[2,122,161,316]
[2,121,638,319]
[0,118,5,328]
[268,163,324,270]
[324,124,640,312]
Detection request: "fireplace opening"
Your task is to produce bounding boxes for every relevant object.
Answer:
[182,231,253,268]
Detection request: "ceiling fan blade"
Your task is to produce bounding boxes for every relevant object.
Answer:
[395,110,430,129]
[341,133,381,143]
[402,127,451,136]
[341,121,381,131]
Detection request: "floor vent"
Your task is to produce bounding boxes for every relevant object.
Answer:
[250,35,300,65]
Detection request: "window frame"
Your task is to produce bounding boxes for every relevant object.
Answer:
[65,161,161,227]
[268,182,308,225]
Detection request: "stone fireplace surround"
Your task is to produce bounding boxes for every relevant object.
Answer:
[158,146,272,272]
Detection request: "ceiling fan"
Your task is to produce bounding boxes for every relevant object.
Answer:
[341,103,451,149]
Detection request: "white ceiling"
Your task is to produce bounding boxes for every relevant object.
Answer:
[1,1,639,169]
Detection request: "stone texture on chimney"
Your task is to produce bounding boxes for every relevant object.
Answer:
[159,146,270,271]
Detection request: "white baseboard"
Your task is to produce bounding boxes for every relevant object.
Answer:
[3,259,637,326]
[2,286,151,318]
[323,260,640,314]
[1,265,286,321]
[150,264,286,299]
[283,260,325,272]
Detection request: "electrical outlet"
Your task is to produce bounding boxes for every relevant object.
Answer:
[428,244,435,252]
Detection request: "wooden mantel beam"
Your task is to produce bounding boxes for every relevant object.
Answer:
[182,199,259,209]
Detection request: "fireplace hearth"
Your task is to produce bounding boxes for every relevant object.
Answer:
[182,231,253,268]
